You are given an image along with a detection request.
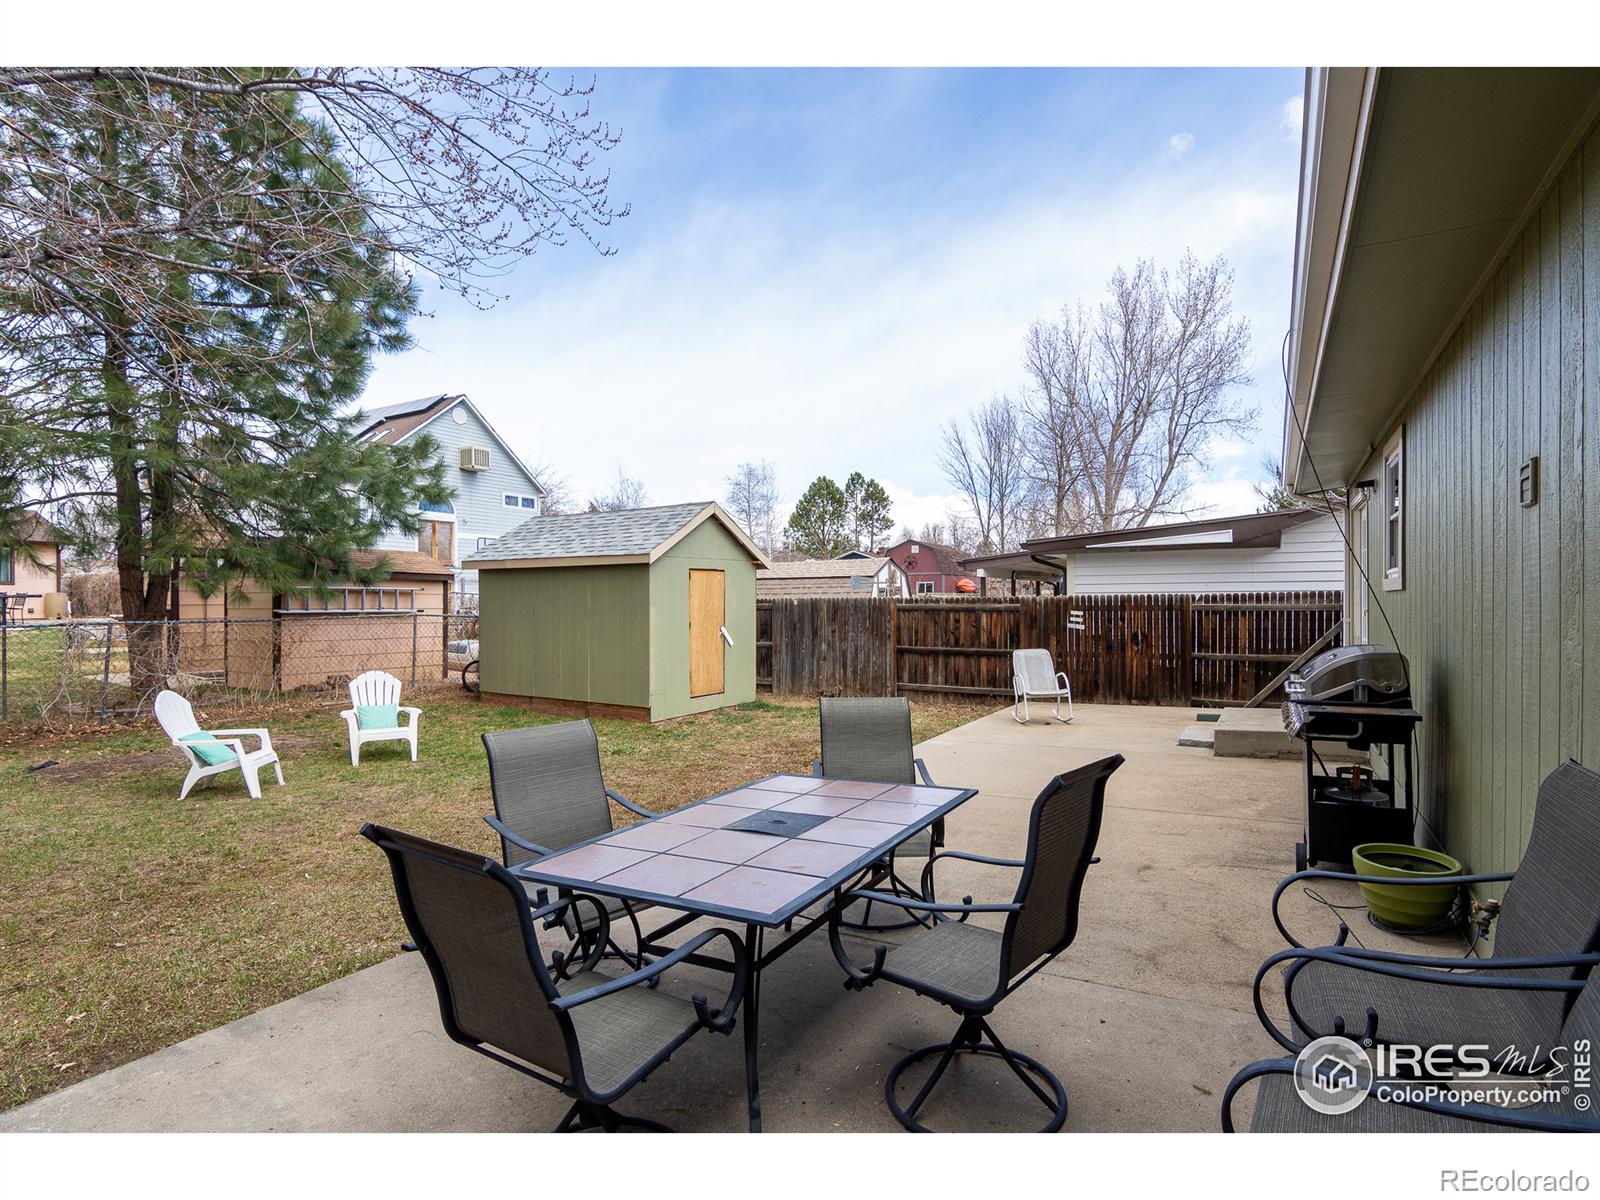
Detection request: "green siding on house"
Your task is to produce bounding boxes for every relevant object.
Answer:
[1346,121,1600,888]
[478,562,651,708]
[649,518,758,719]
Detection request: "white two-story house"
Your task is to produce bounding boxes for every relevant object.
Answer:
[357,394,547,598]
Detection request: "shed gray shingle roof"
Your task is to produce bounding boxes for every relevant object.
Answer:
[463,502,719,564]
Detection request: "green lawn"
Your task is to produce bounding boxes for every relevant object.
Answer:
[0,689,995,1109]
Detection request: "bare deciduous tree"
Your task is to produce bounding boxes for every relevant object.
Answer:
[723,461,781,552]
[1020,252,1253,530]
[526,459,576,516]
[588,467,649,512]
[937,395,1029,554]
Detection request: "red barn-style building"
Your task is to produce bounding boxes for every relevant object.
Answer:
[882,539,975,595]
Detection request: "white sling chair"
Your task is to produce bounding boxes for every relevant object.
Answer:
[340,670,421,765]
[1012,649,1074,724]
[155,690,284,800]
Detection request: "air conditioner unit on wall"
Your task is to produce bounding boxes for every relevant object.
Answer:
[460,446,490,472]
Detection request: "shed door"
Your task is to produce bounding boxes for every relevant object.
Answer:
[688,569,726,698]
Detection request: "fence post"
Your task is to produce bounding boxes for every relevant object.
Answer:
[99,619,113,723]
[1,604,8,720]
[411,609,418,686]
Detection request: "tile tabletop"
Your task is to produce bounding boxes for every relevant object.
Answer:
[517,772,976,925]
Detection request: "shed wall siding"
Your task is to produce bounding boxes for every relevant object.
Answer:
[374,402,543,588]
[478,564,650,708]
[1068,516,1346,594]
[651,520,757,719]
[1346,122,1598,886]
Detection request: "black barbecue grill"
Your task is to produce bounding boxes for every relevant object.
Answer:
[1282,643,1422,871]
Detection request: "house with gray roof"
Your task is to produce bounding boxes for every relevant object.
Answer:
[356,393,547,595]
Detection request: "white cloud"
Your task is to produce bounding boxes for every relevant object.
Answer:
[1165,131,1195,159]
[366,102,1298,525]
[1279,95,1304,142]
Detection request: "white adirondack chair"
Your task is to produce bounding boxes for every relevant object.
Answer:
[155,690,284,800]
[1012,648,1074,724]
[340,670,421,765]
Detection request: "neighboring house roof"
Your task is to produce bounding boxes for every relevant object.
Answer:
[757,557,898,598]
[354,393,547,498]
[960,509,1331,574]
[759,557,892,580]
[464,502,769,569]
[1285,68,1600,490]
[347,549,456,579]
[15,510,64,545]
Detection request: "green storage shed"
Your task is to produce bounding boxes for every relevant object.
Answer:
[464,502,769,722]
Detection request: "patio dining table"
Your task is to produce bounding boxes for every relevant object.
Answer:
[515,771,977,1132]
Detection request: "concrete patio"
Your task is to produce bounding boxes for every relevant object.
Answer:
[1,701,1407,1133]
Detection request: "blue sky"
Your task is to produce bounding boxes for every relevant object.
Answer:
[364,68,1306,531]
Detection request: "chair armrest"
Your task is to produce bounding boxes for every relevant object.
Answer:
[913,757,936,786]
[605,789,655,820]
[551,926,750,1035]
[1221,1056,1600,1133]
[339,709,357,722]
[1056,672,1069,686]
[482,814,555,859]
[208,727,271,753]
[926,848,1025,870]
[1253,942,1598,1054]
[919,848,1025,912]
[1270,867,1516,948]
[525,891,612,976]
[398,707,422,724]
[838,888,1020,916]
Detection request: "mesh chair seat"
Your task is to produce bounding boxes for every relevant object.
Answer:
[560,971,701,1097]
[883,921,1004,1006]
[1247,1074,1518,1133]
[1285,958,1568,1062]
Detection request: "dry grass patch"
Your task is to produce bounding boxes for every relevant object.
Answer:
[0,690,994,1109]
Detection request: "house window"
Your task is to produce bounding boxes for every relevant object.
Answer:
[503,493,539,511]
[0,548,12,585]
[419,519,455,564]
[1381,428,1403,590]
[281,587,419,613]
[503,494,519,508]
[916,580,935,594]
[520,496,537,509]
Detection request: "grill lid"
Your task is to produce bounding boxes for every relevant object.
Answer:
[1286,643,1410,704]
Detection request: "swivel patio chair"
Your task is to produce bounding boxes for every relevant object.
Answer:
[813,697,945,932]
[1224,957,1600,1132]
[830,753,1123,1131]
[1259,758,1600,1064]
[1012,649,1073,724]
[361,823,747,1131]
[483,721,659,970]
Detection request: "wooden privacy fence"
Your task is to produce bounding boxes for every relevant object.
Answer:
[757,592,1343,706]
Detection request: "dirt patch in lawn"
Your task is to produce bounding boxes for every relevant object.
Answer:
[27,735,323,786]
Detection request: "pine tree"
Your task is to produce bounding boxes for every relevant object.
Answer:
[1,75,448,691]
[786,477,850,558]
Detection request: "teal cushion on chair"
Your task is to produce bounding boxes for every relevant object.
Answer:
[180,732,236,766]
[356,704,400,730]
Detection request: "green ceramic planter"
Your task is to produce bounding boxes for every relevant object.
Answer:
[1352,843,1464,929]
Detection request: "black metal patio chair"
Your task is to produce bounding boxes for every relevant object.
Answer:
[362,822,748,1131]
[829,753,1123,1132]
[1224,956,1600,1132]
[1259,758,1600,1062]
[483,721,660,971]
[813,697,945,932]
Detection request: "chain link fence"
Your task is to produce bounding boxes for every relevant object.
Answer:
[0,611,479,728]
